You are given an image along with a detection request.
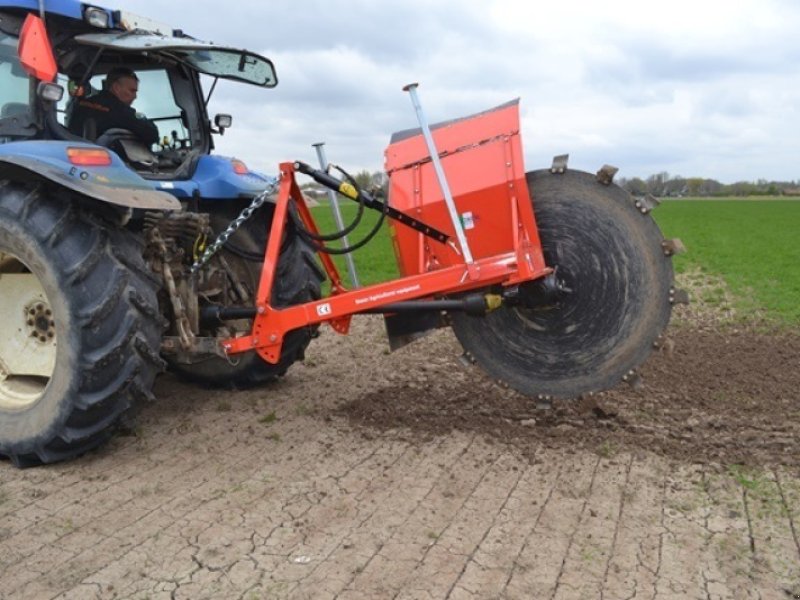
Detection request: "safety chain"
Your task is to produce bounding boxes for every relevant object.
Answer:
[190,176,279,275]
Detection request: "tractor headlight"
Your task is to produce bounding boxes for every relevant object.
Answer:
[215,114,233,129]
[37,82,64,102]
[84,7,111,28]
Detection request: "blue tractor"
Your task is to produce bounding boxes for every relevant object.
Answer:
[0,1,685,469]
[0,1,323,466]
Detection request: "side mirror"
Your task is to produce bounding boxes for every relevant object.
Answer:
[214,114,232,135]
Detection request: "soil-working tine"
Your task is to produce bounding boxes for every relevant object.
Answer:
[550,154,569,174]
[669,287,690,305]
[654,334,675,356]
[622,370,644,390]
[634,194,661,215]
[596,164,619,186]
[458,352,476,367]
[661,238,687,257]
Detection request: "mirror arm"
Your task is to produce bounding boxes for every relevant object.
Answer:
[204,76,218,107]
[79,47,104,89]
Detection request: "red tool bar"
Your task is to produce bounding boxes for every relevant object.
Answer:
[222,162,550,364]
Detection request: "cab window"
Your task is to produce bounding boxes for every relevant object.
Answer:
[59,68,191,147]
[0,31,30,118]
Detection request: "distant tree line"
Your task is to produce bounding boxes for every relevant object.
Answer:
[304,169,800,199]
[617,172,800,197]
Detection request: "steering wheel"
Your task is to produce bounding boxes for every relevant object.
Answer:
[95,128,157,168]
[95,127,138,148]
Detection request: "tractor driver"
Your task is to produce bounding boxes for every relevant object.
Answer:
[68,67,159,146]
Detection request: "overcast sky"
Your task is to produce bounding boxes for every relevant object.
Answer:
[133,0,800,183]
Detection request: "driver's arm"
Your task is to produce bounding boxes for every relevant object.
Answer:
[116,105,159,146]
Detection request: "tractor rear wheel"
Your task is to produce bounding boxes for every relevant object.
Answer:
[450,169,674,399]
[167,209,324,387]
[0,182,163,467]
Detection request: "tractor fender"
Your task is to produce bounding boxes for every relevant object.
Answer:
[167,154,275,201]
[0,141,180,211]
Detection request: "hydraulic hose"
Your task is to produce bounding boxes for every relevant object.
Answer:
[290,164,388,255]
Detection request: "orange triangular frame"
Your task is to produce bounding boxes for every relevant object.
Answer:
[18,13,57,82]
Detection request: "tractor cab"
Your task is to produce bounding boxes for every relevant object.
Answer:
[0,3,276,182]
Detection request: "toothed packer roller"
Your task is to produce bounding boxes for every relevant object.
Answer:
[450,168,676,399]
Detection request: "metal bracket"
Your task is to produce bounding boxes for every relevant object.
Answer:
[550,154,569,174]
[622,370,643,390]
[596,164,619,186]
[661,238,687,256]
[669,288,690,305]
[635,194,661,215]
[161,336,228,362]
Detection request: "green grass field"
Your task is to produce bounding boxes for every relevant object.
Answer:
[310,202,399,288]
[311,198,800,325]
[654,199,800,324]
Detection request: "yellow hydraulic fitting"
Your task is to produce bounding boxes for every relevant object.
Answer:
[485,294,503,312]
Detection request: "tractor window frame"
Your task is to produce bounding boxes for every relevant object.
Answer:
[0,30,32,118]
[74,32,277,88]
[59,64,204,152]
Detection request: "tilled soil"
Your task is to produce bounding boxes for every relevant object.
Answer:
[336,327,800,470]
[3,298,800,598]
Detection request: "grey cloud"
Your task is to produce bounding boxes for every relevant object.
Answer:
[131,1,800,183]
[137,0,489,62]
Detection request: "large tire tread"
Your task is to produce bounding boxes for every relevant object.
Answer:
[450,168,674,399]
[168,208,324,388]
[0,181,163,467]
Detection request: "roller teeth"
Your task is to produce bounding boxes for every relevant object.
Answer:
[634,194,660,215]
[596,164,619,186]
[644,194,661,211]
[654,334,675,356]
[669,287,690,305]
[458,351,476,367]
[621,369,643,390]
[661,238,687,256]
[550,154,569,174]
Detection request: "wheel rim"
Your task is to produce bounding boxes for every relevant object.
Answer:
[0,252,56,410]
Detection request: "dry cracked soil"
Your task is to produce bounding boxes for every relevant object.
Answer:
[1,287,800,599]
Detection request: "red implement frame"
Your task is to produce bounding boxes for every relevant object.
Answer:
[223,100,550,363]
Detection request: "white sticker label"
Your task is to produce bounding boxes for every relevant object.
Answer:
[461,212,475,230]
[316,303,332,316]
[160,182,174,189]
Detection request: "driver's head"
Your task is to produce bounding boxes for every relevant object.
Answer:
[106,67,139,106]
